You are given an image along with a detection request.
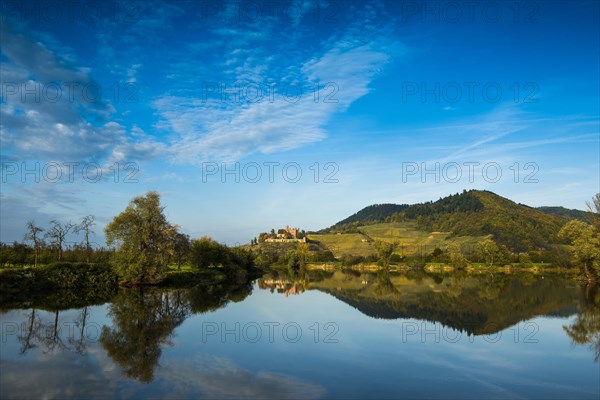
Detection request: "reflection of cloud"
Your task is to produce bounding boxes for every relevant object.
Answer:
[0,346,325,399]
[415,350,597,399]
[156,355,326,399]
[0,355,116,399]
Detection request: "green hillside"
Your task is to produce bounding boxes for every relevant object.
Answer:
[309,221,486,258]
[360,222,485,255]
[306,232,373,257]
[393,190,568,252]
[317,190,580,255]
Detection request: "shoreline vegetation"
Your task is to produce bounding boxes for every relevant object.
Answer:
[0,259,586,311]
[1,191,598,305]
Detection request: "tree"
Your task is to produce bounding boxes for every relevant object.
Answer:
[476,239,501,267]
[24,220,44,267]
[559,220,600,281]
[171,232,191,270]
[191,236,228,270]
[447,241,468,269]
[586,193,600,232]
[374,240,399,267]
[557,193,600,281]
[45,220,75,262]
[105,191,176,284]
[74,215,95,263]
[297,242,309,267]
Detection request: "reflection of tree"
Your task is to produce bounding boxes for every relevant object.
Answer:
[17,309,40,354]
[17,308,82,355]
[187,281,253,312]
[374,270,397,296]
[308,271,581,335]
[69,307,89,355]
[564,285,600,362]
[39,310,67,353]
[100,289,191,383]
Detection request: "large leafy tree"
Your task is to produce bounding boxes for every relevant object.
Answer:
[171,231,191,270]
[374,240,399,267]
[559,193,600,281]
[447,241,468,269]
[476,238,504,267]
[191,236,228,269]
[105,191,176,283]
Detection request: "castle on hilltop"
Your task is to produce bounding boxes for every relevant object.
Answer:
[264,225,306,243]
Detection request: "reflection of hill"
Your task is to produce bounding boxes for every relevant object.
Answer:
[308,272,581,335]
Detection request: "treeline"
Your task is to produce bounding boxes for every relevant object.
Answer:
[0,242,113,267]
[1,215,109,267]
[1,192,258,288]
[252,242,335,269]
[321,203,410,233]
[401,190,484,218]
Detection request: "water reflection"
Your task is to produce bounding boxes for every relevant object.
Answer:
[564,284,600,361]
[1,270,599,398]
[259,269,583,335]
[100,289,191,382]
[99,280,254,382]
[13,308,90,355]
[259,269,600,364]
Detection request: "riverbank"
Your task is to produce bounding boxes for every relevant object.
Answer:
[0,262,262,310]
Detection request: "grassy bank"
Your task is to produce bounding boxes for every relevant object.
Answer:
[0,262,262,310]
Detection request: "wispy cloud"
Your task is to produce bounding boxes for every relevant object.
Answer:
[154,7,396,162]
[0,22,165,165]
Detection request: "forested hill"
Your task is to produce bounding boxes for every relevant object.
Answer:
[395,190,569,251]
[323,203,409,232]
[323,190,585,252]
[536,206,593,223]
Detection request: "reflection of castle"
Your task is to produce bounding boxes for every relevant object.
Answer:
[259,278,306,297]
[265,225,306,243]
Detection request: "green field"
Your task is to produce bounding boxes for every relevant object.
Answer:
[309,221,488,257]
[307,232,374,257]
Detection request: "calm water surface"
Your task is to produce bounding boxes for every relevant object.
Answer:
[1,271,599,399]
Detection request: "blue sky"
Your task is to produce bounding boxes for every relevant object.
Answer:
[1,0,599,246]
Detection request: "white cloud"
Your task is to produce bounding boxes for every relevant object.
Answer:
[0,23,165,165]
[153,6,396,163]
